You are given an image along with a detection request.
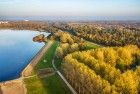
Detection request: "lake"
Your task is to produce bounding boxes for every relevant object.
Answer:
[0,29,49,82]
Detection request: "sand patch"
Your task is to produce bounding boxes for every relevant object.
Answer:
[0,78,26,94]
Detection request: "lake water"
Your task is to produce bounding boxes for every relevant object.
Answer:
[0,29,49,82]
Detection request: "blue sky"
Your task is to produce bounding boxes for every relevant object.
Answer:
[0,0,140,20]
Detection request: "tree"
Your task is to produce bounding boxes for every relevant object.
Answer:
[117,47,133,66]
[104,48,117,66]
[56,47,64,58]
[114,71,139,94]
[94,49,104,61]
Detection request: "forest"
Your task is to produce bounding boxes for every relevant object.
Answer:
[52,27,140,94]
[62,45,140,94]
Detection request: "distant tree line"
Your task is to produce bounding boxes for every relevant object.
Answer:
[0,21,48,31]
[68,23,140,47]
[49,22,140,47]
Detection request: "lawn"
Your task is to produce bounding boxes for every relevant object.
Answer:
[35,41,58,70]
[24,41,72,94]
[24,74,71,94]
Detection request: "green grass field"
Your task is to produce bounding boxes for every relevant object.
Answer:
[24,74,71,94]
[84,41,100,50]
[24,41,72,94]
[35,41,58,69]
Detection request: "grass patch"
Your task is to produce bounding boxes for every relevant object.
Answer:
[24,76,46,94]
[24,74,71,94]
[84,41,100,50]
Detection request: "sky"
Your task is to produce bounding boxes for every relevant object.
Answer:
[0,0,140,20]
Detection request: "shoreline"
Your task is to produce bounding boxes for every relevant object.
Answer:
[0,29,51,82]
[0,43,45,83]
[21,41,53,77]
[0,41,53,94]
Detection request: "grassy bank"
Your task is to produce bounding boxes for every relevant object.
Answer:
[35,41,58,69]
[24,41,72,94]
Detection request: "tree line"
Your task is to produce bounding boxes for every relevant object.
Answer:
[49,22,140,47]
[0,21,48,31]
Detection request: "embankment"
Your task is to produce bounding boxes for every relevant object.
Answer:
[21,41,53,77]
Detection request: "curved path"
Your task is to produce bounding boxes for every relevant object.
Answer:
[52,53,77,94]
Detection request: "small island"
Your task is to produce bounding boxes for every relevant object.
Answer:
[33,34,47,42]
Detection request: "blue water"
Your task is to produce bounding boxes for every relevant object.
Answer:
[0,29,49,82]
